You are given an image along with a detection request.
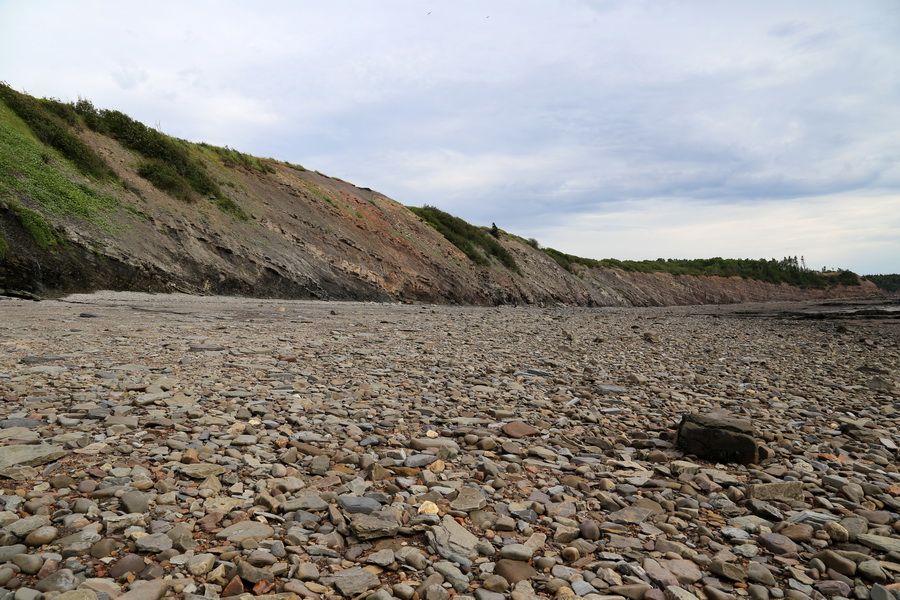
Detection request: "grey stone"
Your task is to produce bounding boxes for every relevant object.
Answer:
[857,533,900,553]
[121,491,150,513]
[332,567,379,597]
[451,486,487,512]
[215,520,274,543]
[136,532,173,553]
[35,568,77,592]
[338,494,381,514]
[350,512,400,540]
[500,543,534,561]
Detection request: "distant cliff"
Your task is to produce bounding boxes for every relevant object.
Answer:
[0,86,880,305]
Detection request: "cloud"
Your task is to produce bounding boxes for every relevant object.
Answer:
[527,193,900,274]
[0,0,897,272]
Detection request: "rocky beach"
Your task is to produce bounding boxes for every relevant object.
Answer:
[0,293,897,600]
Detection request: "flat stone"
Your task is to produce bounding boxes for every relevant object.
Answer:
[0,445,66,478]
[500,543,534,561]
[748,562,776,586]
[660,559,703,584]
[136,532,173,553]
[187,553,216,575]
[428,515,480,567]
[216,521,274,543]
[857,533,900,553]
[411,437,460,451]
[121,491,150,513]
[282,492,328,512]
[665,587,700,600]
[6,515,49,537]
[54,592,100,600]
[351,513,400,539]
[495,559,537,584]
[177,463,225,479]
[109,553,147,578]
[118,579,168,600]
[35,568,77,592]
[451,486,487,512]
[338,495,381,514]
[747,482,804,501]
[758,532,798,555]
[332,567,379,597]
[710,560,746,582]
[502,421,540,438]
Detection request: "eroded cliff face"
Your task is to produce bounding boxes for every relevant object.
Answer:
[0,113,881,306]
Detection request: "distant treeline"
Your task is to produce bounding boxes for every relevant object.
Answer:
[865,274,900,292]
[542,249,859,288]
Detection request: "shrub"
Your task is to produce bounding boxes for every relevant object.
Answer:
[863,274,900,292]
[201,143,276,174]
[137,160,194,201]
[409,205,520,273]
[73,102,220,198]
[542,248,860,288]
[0,229,7,258]
[0,83,113,180]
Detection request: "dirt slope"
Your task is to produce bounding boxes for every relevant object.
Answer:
[0,97,881,305]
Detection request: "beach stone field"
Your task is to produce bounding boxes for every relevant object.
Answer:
[0,293,898,600]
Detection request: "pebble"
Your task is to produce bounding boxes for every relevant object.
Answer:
[0,295,896,600]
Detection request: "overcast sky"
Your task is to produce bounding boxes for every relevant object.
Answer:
[2,1,898,273]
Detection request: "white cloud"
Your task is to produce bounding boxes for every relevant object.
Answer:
[528,193,900,274]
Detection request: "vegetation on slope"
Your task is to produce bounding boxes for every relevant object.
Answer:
[409,205,520,273]
[6,201,63,249]
[0,98,118,239]
[865,274,900,293]
[199,143,275,174]
[0,84,114,180]
[543,248,859,288]
[73,101,220,199]
[0,85,249,220]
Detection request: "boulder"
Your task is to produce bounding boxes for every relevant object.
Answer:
[676,413,759,465]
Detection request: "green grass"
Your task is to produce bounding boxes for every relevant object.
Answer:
[280,160,306,172]
[865,274,900,292]
[0,84,114,180]
[5,200,63,249]
[409,205,520,273]
[73,100,220,198]
[542,248,859,288]
[199,143,275,174]
[0,99,119,235]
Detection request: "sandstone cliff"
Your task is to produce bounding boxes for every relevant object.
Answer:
[0,89,879,305]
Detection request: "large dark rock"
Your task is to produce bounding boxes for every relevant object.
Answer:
[676,413,759,465]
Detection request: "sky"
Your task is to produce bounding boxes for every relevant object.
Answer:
[1,1,899,273]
